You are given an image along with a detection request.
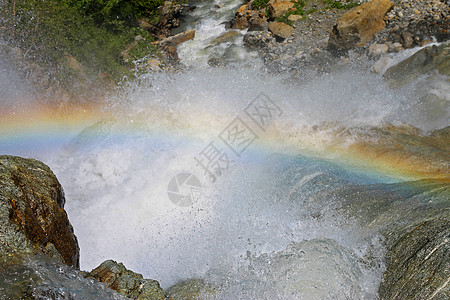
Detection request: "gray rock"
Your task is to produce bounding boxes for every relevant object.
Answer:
[383,41,450,87]
[166,278,216,300]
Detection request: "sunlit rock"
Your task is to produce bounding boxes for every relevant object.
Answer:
[86,260,165,300]
[0,155,79,268]
[328,0,394,54]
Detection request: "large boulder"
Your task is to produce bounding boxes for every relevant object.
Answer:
[383,41,450,87]
[333,179,450,300]
[0,155,79,268]
[166,278,216,300]
[379,216,450,300]
[328,0,394,54]
[86,260,166,300]
[268,2,295,18]
[268,21,294,41]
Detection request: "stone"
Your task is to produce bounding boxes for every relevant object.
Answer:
[373,56,393,74]
[159,29,195,47]
[328,177,450,300]
[0,156,79,268]
[288,14,303,22]
[166,278,216,300]
[401,31,414,48]
[236,4,248,15]
[328,0,394,54]
[384,41,450,87]
[0,255,128,299]
[232,16,249,29]
[86,260,165,300]
[392,42,404,52]
[210,31,242,46]
[268,2,295,18]
[379,216,450,300]
[368,43,389,56]
[268,22,294,41]
[248,16,269,31]
[147,59,161,71]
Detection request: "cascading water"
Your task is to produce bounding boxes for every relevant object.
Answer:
[0,1,449,299]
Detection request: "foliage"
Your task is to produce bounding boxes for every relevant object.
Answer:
[324,0,359,9]
[63,0,164,28]
[252,0,269,10]
[0,0,163,87]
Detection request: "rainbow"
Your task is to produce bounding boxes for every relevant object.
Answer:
[1,101,449,182]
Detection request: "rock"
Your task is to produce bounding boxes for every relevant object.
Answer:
[373,56,393,73]
[401,31,414,48]
[392,42,404,52]
[0,254,128,299]
[268,2,295,18]
[236,4,248,15]
[243,31,276,51]
[288,14,303,22]
[268,22,294,41]
[383,41,450,87]
[368,43,389,56]
[332,179,450,300]
[328,0,394,54]
[166,278,216,300]
[232,16,249,29]
[147,59,161,71]
[248,16,269,31]
[379,216,450,300]
[86,260,165,300]
[159,29,195,47]
[210,31,242,46]
[0,155,79,268]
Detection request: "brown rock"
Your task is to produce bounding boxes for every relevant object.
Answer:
[268,22,294,41]
[401,32,414,48]
[288,14,303,22]
[269,2,295,18]
[87,260,165,299]
[159,29,195,47]
[248,16,269,31]
[210,31,242,45]
[236,4,248,15]
[328,0,394,54]
[233,16,249,29]
[0,156,79,268]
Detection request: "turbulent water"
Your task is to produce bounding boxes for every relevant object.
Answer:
[1,1,449,300]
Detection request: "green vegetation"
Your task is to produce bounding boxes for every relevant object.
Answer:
[0,0,166,90]
[324,0,359,9]
[271,0,359,26]
[252,0,269,10]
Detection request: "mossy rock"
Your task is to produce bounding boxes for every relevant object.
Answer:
[166,278,216,300]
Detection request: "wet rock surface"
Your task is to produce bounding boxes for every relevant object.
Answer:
[86,260,166,300]
[334,179,450,300]
[383,41,450,87]
[166,278,216,300]
[0,155,79,268]
[0,254,128,300]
